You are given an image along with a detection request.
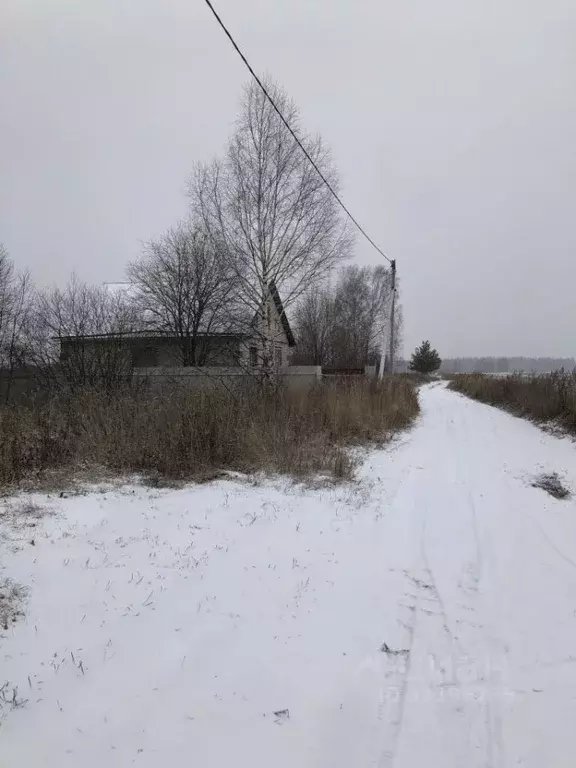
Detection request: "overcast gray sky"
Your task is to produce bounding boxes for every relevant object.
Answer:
[1,0,575,357]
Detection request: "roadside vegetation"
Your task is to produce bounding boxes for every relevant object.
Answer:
[449,371,576,434]
[0,377,419,491]
[0,77,412,492]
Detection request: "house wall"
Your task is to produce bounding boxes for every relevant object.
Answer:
[130,337,241,367]
[61,336,242,369]
[60,337,132,364]
[59,286,294,375]
[242,294,291,371]
[0,368,41,403]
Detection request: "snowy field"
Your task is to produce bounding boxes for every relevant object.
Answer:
[2,383,576,766]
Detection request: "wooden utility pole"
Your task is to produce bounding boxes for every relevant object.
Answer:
[388,259,397,374]
[378,259,397,379]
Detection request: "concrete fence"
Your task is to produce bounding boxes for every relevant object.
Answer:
[133,365,322,391]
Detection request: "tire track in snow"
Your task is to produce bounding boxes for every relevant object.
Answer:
[467,489,484,589]
[377,480,468,767]
[419,509,458,643]
[392,391,506,768]
[450,407,506,768]
[376,591,420,768]
[370,465,432,768]
[378,385,575,767]
[529,515,576,573]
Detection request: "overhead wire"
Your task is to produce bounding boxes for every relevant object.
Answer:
[202,0,392,265]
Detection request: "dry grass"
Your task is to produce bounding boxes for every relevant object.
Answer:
[0,578,28,631]
[397,372,437,386]
[0,377,418,489]
[448,371,576,433]
[531,472,571,500]
[0,500,52,531]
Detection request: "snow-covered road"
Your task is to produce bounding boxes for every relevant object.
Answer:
[2,384,576,766]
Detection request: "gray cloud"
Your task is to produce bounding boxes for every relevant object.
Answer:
[1,0,575,356]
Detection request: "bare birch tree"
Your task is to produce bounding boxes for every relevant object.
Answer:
[27,275,136,393]
[292,288,335,365]
[0,245,33,402]
[190,77,352,373]
[127,221,240,366]
[331,265,393,367]
[292,264,401,369]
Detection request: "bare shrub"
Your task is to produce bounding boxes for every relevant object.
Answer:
[0,377,418,489]
[25,275,137,395]
[449,371,576,433]
[396,372,436,386]
[0,245,33,404]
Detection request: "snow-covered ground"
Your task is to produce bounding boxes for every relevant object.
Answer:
[2,383,576,766]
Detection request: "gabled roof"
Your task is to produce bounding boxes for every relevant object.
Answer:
[57,331,250,342]
[57,281,296,346]
[267,282,296,347]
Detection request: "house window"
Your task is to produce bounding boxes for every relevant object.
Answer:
[275,346,283,370]
[249,346,258,367]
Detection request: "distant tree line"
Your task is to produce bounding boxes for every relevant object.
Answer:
[440,357,576,374]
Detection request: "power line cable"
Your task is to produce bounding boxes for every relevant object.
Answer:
[202,0,392,265]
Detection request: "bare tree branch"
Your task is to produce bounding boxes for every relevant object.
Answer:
[0,245,34,402]
[127,221,241,367]
[189,77,353,376]
[25,275,136,394]
[293,264,402,369]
